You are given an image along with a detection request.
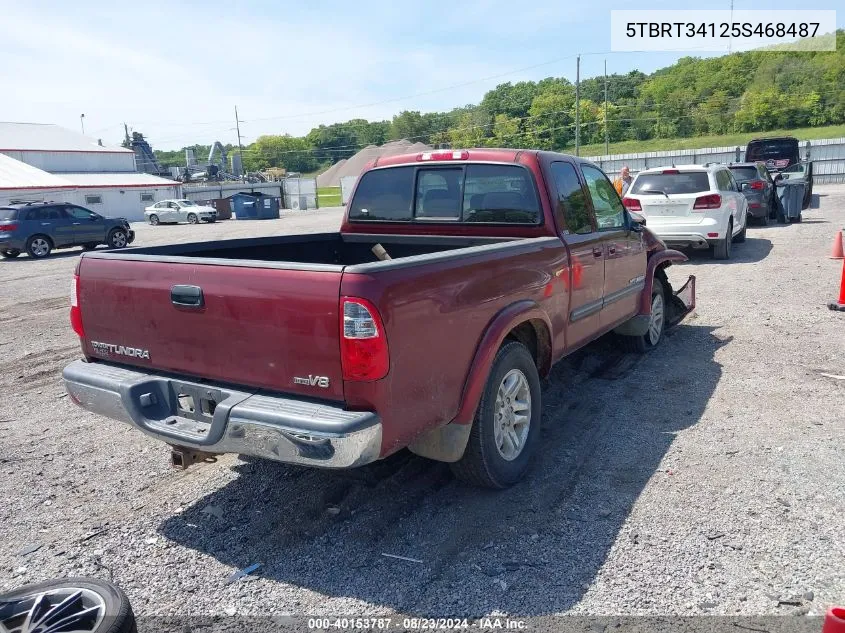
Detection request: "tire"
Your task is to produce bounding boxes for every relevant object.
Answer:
[82,243,99,251]
[619,277,666,353]
[107,229,128,249]
[712,222,732,260]
[450,341,541,488]
[26,235,52,259]
[758,209,769,226]
[187,213,198,224]
[733,221,747,243]
[1,249,21,258]
[148,214,160,226]
[0,577,136,633]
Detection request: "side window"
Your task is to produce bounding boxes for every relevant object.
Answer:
[716,170,731,192]
[415,168,462,219]
[84,195,103,205]
[549,162,593,235]
[581,164,625,230]
[65,206,96,220]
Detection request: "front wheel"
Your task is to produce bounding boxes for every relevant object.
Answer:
[81,243,99,251]
[0,577,136,633]
[620,277,666,353]
[450,341,541,488]
[187,213,198,224]
[1,249,21,258]
[108,229,128,249]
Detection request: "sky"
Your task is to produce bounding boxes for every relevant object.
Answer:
[0,0,841,150]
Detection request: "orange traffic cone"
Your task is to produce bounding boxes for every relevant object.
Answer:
[830,259,845,311]
[823,607,845,633]
[830,230,844,259]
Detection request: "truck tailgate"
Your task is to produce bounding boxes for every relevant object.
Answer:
[76,257,344,401]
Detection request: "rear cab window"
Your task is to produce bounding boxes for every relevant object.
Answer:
[0,208,18,221]
[729,166,759,182]
[349,163,541,225]
[630,171,711,195]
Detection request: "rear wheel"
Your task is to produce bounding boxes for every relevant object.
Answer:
[0,577,136,633]
[107,229,128,249]
[26,235,52,259]
[733,220,747,243]
[450,341,541,488]
[148,214,160,226]
[758,210,769,226]
[1,249,21,258]
[712,222,732,260]
[187,213,198,224]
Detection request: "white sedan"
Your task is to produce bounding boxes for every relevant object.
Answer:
[144,200,218,225]
[622,164,748,260]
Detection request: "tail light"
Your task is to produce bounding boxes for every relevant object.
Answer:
[661,169,679,175]
[70,274,85,338]
[693,193,722,211]
[622,197,642,211]
[749,180,764,190]
[340,297,389,381]
[0,223,18,233]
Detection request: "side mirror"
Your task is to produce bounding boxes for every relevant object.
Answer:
[628,210,646,230]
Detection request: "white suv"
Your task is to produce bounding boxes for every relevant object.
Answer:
[622,165,749,259]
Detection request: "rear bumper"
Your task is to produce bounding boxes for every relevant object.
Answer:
[62,359,382,469]
[649,218,727,249]
[0,236,25,250]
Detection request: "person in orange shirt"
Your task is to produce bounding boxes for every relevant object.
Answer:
[613,165,633,196]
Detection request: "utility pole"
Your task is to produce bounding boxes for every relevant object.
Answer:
[575,55,581,156]
[234,105,245,180]
[604,59,609,155]
[80,114,85,135]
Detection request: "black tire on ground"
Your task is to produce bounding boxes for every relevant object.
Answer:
[619,277,666,353]
[712,222,732,260]
[107,229,128,249]
[82,243,99,251]
[26,234,52,259]
[149,214,160,226]
[450,340,541,489]
[733,219,747,243]
[0,576,136,633]
[1,249,21,258]
[758,210,769,226]
[187,213,198,224]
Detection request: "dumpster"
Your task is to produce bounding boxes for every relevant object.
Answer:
[231,192,280,220]
[775,178,805,223]
[208,198,232,220]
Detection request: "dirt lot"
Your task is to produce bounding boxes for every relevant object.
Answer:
[1,193,843,624]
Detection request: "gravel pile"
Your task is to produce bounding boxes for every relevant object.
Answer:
[1,187,843,625]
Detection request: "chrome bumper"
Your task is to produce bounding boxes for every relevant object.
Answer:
[62,360,382,468]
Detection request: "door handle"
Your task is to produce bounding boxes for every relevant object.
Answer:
[171,285,204,308]
[592,247,603,258]
[72,222,81,225]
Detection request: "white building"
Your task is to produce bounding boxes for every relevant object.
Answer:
[0,122,180,221]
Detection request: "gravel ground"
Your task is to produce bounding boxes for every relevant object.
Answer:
[1,193,843,625]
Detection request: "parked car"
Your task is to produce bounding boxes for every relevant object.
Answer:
[0,201,134,259]
[144,199,217,225]
[63,149,695,488]
[745,136,813,210]
[728,162,776,225]
[622,164,749,260]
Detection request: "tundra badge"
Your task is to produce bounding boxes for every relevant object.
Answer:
[294,375,330,388]
[91,341,151,360]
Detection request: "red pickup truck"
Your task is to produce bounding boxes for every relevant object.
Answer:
[63,149,694,488]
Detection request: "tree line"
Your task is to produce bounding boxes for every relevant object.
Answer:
[155,30,844,173]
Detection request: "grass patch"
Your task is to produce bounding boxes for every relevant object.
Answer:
[578,123,845,157]
[317,186,342,207]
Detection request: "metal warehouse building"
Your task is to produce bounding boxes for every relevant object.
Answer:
[0,122,180,221]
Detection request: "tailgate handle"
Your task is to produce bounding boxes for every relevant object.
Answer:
[171,285,204,308]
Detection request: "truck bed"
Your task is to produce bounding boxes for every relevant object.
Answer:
[96,233,516,269]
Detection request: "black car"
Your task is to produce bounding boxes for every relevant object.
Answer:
[729,162,776,225]
[745,136,813,210]
[0,201,134,259]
